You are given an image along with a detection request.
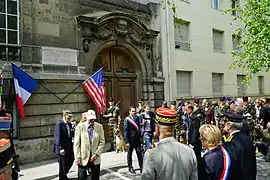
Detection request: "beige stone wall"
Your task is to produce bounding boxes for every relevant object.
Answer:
[161,0,270,100]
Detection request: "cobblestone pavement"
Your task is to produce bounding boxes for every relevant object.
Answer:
[19,152,270,180]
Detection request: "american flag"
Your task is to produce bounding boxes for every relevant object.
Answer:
[82,68,106,113]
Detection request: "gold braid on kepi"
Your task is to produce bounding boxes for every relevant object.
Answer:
[0,138,13,172]
[155,108,177,126]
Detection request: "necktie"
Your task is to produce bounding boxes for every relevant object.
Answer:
[88,125,94,143]
[66,123,70,138]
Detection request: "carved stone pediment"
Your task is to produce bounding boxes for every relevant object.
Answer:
[77,12,159,59]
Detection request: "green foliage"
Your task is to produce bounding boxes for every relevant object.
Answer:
[228,0,270,86]
[161,0,182,29]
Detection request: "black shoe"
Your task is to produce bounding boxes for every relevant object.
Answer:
[128,167,136,174]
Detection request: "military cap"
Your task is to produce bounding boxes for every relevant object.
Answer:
[225,97,232,101]
[155,107,177,126]
[221,111,245,123]
[0,117,12,131]
[220,97,226,101]
[108,97,114,102]
[138,98,143,103]
[0,138,13,172]
[63,109,72,116]
[242,96,248,102]
[171,101,176,105]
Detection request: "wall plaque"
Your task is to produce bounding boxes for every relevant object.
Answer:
[41,47,78,66]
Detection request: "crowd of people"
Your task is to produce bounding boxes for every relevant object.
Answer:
[2,96,269,180]
[50,96,270,180]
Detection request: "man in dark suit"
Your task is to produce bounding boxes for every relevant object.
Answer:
[186,105,204,180]
[124,106,143,174]
[54,109,74,180]
[260,98,270,129]
[222,111,257,180]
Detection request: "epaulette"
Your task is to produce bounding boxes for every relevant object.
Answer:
[224,135,233,142]
[147,149,153,153]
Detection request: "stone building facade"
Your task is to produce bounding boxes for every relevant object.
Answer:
[160,0,270,101]
[0,0,163,163]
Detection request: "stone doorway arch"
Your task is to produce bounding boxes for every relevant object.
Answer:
[93,46,140,118]
[77,12,164,114]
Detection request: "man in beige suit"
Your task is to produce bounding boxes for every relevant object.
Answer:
[74,110,105,180]
[141,107,198,180]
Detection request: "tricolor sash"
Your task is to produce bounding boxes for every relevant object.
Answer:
[126,116,139,132]
[220,147,231,180]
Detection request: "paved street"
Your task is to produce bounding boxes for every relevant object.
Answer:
[19,152,270,180]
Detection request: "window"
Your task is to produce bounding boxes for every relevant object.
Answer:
[174,21,190,51]
[258,76,264,95]
[231,0,240,16]
[213,29,224,52]
[237,75,246,96]
[176,71,192,97]
[212,73,223,96]
[0,0,20,61]
[211,0,220,10]
[232,34,241,51]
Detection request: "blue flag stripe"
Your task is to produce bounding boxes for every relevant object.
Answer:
[12,64,39,94]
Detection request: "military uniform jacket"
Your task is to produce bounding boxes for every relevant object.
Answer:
[223,131,257,180]
[141,137,198,180]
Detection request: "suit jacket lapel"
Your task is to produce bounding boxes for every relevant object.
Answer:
[61,120,69,137]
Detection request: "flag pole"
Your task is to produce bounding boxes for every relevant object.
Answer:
[39,84,64,102]
[61,67,104,102]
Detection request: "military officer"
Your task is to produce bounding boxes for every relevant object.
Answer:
[136,99,144,115]
[102,97,121,151]
[141,107,198,180]
[222,111,257,180]
[0,138,13,180]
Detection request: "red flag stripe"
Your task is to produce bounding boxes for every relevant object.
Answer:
[88,80,103,103]
[82,82,103,112]
[82,77,106,113]
[87,80,103,108]
[83,81,102,108]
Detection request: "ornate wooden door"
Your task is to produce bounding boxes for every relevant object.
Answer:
[94,47,137,118]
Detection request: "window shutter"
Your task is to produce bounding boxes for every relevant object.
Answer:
[174,26,181,41]
[177,71,191,97]
[237,75,246,96]
[258,76,264,95]
[212,73,222,96]
[213,30,222,51]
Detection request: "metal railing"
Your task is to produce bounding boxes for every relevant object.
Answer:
[175,40,191,51]
[0,44,22,61]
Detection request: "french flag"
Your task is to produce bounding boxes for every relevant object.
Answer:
[12,64,39,118]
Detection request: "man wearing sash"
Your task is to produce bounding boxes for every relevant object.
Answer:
[123,106,143,174]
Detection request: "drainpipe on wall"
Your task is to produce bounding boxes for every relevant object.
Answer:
[165,0,172,101]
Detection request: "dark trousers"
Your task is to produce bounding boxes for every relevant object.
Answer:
[78,162,100,180]
[57,155,74,180]
[256,142,269,156]
[127,144,143,168]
